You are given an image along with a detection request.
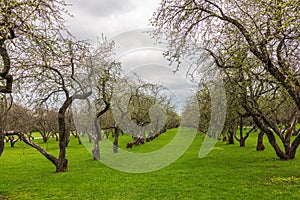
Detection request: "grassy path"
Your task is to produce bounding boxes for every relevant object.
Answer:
[0,129,299,199]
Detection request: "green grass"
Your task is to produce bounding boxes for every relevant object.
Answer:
[109,128,178,153]
[0,128,299,199]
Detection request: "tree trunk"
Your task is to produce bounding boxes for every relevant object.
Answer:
[105,130,109,139]
[56,158,68,173]
[42,134,48,143]
[287,149,296,159]
[9,137,14,147]
[56,98,73,172]
[0,128,4,156]
[17,131,58,166]
[92,143,100,160]
[0,42,13,93]
[253,117,297,160]
[92,101,110,160]
[65,132,70,147]
[77,134,82,145]
[92,117,101,160]
[256,131,265,151]
[227,131,235,144]
[239,138,245,147]
[113,127,119,153]
[264,129,290,160]
[240,117,244,147]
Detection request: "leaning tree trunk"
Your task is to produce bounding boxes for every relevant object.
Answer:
[13,92,90,172]
[261,125,290,160]
[256,130,265,151]
[248,116,293,160]
[15,130,59,166]
[256,110,300,160]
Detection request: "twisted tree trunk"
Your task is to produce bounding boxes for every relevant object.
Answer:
[56,97,72,172]
[0,41,13,93]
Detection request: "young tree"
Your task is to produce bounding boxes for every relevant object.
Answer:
[69,38,120,159]
[92,56,120,160]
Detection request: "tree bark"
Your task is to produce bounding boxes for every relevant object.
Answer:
[42,133,49,143]
[56,158,68,173]
[0,128,4,156]
[8,136,19,147]
[113,127,119,153]
[239,117,245,147]
[0,109,5,156]
[56,97,72,172]
[0,42,13,93]
[16,131,58,166]
[234,119,255,147]
[92,143,100,160]
[239,138,245,147]
[92,117,101,160]
[92,101,110,160]
[256,131,265,151]
[227,130,235,144]
[57,91,91,171]
[266,133,289,159]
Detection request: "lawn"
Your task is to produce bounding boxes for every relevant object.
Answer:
[0,128,299,199]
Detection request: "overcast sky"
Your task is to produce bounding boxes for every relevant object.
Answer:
[66,0,196,112]
[66,0,160,41]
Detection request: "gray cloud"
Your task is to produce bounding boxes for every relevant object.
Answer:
[118,50,195,111]
[69,0,136,18]
[65,0,194,111]
[66,0,160,41]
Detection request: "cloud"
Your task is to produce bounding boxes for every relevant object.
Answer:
[118,49,195,111]
[70,0,136,18]
[66,0,160,42]
[65,0,195,111]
